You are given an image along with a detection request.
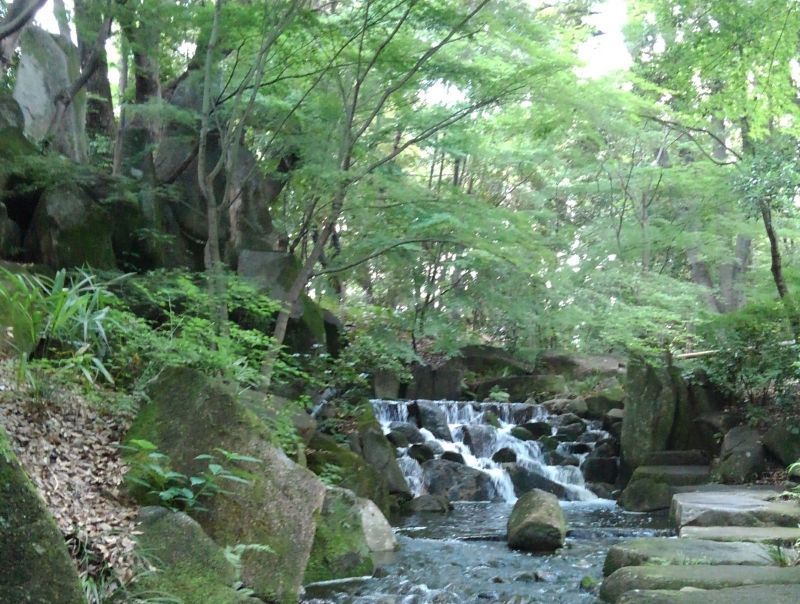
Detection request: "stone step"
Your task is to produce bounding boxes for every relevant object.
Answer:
[679,526,800,546]
[670,487,800,529]
[620,467,712,512]
[600,565,800,603]
[641,450,710,466]
[618,584,800,604]
[603,537,776,576]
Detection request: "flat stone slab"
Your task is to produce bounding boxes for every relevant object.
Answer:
[633,466,711,486]
[680,526,800,546]
[600,565,800,603]
[618,584,800,604]
[603,538,775,576]
[670,488,800,529]
[641,450,710,466]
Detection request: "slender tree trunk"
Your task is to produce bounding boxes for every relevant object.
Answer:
[760,200,800,339]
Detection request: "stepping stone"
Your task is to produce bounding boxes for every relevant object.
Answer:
[603,538,775,576]
[600,565,800,603]
[618,584,800,604]
[679,526,800,546]
[670,487,800,529]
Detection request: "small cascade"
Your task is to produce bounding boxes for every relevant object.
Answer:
[372,399,606,504]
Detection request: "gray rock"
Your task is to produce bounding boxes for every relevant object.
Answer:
[763,425,800,466]
[408,443,435,464]
[556,422,586,441]
[511,426,536,441]
[717,427,766,484]
[356,425,412,498]
[422,459,497,501]
[603,538,776,576]
[670,487,800,529]
[13,27,88,161]
[408,494,452,513]
[463,424,497,457]
[520,421,552,438]
[503,463,573,500]
[507,489,566,552]
[389,422,425,445]
[581,457,618,484]
[617,584,800,604]
[492,447,517,463]
[441,451,466,464]
[412,400,453,441]
[601,565,800,604]
[356,497,397,552]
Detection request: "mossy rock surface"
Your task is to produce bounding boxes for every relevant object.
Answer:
[134,507,255,604]
[307,432,392,516]
[127,367,327,603]
[304,487,374,584]
[0,426,86,604]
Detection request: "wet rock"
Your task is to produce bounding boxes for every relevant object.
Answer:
[411,401,453,441]
[521,421,552,438]
[581,457,618,484]
[503,463,571,500]
[389,422,426,445]
[556,423,586,441]
[763,425,800,466]
[510,403,541,424]
[422,459,497,501]
[356,425,412,498]
[717,427,766,484]
[577,431,605,444]
[538,435,559,451]
[463,425,497,458]
[511,426,536,441]
[559,413,585,426]
[507,489,566,552]
[548,450,579,466]
[607,421,623,441]
[387,431,409,448]
[483,410,502,428]
[441,451,466,464]
[590,439,620,458]
[492,447,517,463]
[564,443,592,455]
[356,497,397,552]
[407,494,452,513]
[587,482,616,499]
[408,443,435,464]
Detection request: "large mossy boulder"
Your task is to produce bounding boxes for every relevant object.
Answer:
[304,487,375,584]
[0,426,86,604]
[127,367,327,603]
[506,488,566,552]
[763,424,800,466]
[25,186,116,268]
[716,426,766,484]
[306,432,393,516]
[134,507,256,604]
[351,424,412,500]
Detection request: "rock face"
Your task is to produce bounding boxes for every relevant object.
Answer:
[127,367,326,603]
[352,424,411,499]
[422,459,497,501]
[134,507,252,604]
[13,27,88,161]
[621,359,726,479]
[25,186,116,269]
[304,487,374,584]
[0,426,86,604]
[507,489,566,552]
[411,400,453,441]
[716,426,766,484]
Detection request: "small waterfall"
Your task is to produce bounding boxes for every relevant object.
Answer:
[372,399,602,504]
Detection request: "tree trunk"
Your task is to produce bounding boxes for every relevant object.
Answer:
[74,0,116,139]
[760,200,799,339]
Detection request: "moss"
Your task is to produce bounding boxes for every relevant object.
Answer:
[0,427,86,604]
[303,488,374,584]
[307,433,392,515]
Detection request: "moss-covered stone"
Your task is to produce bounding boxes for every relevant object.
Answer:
[134,507,255,604]
[126,367,327,603]
[306,432,393,516]
[0,426,86,604]
[304,487,374,584]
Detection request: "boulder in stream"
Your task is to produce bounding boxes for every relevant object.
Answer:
[422,459,497,501]
[503,463,572,500]
[407,493,453,513]
[388,421,426,445]
[411,400,453,441]
[507,488,566,552]
[463,424,497,457]
[492,447,517,463]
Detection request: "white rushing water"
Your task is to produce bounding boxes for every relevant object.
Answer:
[372,399,599,503]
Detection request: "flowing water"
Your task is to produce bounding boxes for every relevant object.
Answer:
[303,400,670,603]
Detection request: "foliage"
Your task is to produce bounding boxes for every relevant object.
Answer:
[121,439,261,513]
[0,267,119,384]
[697,299,799,416]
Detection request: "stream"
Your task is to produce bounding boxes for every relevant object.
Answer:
[304,399,672,603]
